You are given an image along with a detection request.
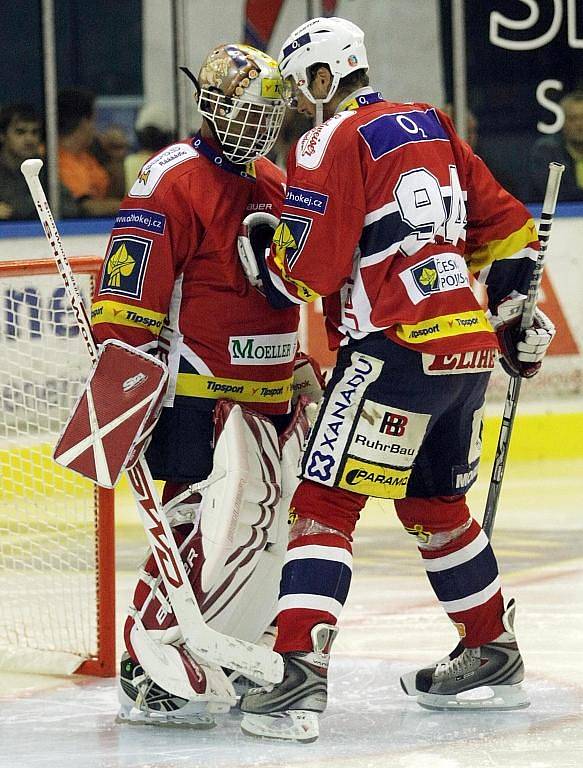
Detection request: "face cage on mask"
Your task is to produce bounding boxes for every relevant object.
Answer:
[199,88,285,164]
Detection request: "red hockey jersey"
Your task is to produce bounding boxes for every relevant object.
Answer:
[92,137,299,416]
[266,91,539,354]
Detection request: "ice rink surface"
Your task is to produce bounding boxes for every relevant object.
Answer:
[1,458,582,768]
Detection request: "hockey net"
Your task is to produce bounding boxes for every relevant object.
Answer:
[0,256,115,677]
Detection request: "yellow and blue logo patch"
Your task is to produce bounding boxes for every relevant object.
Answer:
[100,235,151,299]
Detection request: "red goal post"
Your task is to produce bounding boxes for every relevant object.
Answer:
[0,255,115,677]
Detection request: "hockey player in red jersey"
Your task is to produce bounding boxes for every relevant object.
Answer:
[90,43,323,727]
[238,18,556,741]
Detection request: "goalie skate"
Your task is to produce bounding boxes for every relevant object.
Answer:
[239,624,337,743]
[116,653,216,728]
[401,599,529,711]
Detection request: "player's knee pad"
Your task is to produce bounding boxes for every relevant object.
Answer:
[394,495,472,550]
[289,479,366,542]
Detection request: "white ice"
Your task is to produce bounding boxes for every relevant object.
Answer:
[1,459,582,768]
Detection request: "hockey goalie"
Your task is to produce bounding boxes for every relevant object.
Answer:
[54,42,325,727]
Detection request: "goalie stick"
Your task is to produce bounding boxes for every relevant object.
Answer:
[21,158,284,687]
[482,161,564,539]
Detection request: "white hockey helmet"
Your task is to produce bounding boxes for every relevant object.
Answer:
[278,17,368,108]
[194,44,286,164]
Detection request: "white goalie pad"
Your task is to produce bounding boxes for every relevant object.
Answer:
[53,339,168,487]
[197,400,282,596]
[201,397,310,644]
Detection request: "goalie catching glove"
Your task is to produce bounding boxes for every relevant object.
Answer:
[238,212,295,309]
[491,298,556,378]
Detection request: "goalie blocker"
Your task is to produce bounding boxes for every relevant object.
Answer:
[54,339,168,487]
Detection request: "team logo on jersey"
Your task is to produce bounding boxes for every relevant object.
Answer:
[113,209,166,235]
[273,213,312,271]
[285,186,329,215]
[399,253,470,305]
[100,235,151,299]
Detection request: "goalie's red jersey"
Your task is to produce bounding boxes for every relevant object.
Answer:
[92,137,299,416]
[266,92,539,354]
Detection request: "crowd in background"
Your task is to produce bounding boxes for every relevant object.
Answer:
[2,87,583,222]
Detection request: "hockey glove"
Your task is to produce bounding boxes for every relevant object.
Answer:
[237,212,295,309]
[492,299,555,378]
[237,212,278,291]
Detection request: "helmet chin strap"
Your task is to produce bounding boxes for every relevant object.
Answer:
[315,101,324,127]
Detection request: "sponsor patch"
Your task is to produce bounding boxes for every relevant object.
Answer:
[296,110,355,170]
[261,77,284,99]
[113,208,166,235]
[91,300,166,333]
[347,400,430,469]
[285,186,329,215]
[273,213,312,271]
[399,253,470,305]
[358,108,448,161]
[229,332,297,366]
[396,310,493,344]
[339,457,411,499]
[302,353,384,487]
[422,349,497,375]
[175,373,294,403]
[452,458,480,492]
[100,235,151,299]
[128,143,199,198]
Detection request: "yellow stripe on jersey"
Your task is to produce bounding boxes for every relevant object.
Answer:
[396,309,493,344]
[91,300,166,334]
[466,219,538,274]
[176,373,294,403]
[272,241,321,303]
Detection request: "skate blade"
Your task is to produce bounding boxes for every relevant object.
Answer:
[417,683,530,711]
[240,710,319,743]
[116,705,216,729]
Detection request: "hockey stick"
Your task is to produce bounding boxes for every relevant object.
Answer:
[21,158,284,687]
[482,161,564,539]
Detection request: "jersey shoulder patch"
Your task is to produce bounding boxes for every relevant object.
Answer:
[295,110,355,171]
[128,142,199,198]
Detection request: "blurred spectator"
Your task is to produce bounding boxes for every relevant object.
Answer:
[529,91,583,201]
[124,103,174,191]
[92,125,130,198]
[58,87,122,216]
[268,109,312,169]
[0,102,78,220]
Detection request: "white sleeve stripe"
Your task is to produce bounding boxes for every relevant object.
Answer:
[440,576,501,613]
[422,529,489,573]
[284,545,353,568]
[278,593,343,617]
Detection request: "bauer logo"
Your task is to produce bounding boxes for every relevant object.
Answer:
[285,186,329,215]
[100,235,151,299]
[113,209,166,235]
[399,253,469,305]
[229,332,297,366]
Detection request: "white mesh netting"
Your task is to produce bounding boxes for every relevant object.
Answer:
[0,264,106,674]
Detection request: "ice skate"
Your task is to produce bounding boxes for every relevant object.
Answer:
[116,652,216,728]
[239,624,337,742]
[400,599,529,710]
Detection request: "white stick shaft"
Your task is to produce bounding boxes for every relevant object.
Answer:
[21,158,98,362]
[521,161,564,331]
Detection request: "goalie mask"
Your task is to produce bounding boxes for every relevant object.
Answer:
[191,44,286,164]
[278,17,368,121]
